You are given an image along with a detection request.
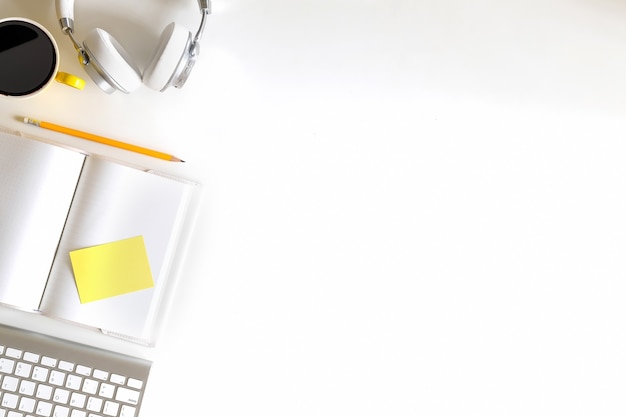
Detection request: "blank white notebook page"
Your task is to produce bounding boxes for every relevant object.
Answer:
[40,156,194,342]
[0,133,85,309]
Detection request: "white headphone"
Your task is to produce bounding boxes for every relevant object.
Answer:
[55,0,210,93]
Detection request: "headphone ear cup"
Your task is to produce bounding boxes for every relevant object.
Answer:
[143,22,192,92]
[83,28,142,93]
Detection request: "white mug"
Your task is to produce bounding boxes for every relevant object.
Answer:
[0,17,84,98]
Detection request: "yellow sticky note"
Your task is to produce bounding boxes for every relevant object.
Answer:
[69,236,154,303]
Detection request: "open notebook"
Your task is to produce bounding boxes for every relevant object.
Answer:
[0,127,197,345]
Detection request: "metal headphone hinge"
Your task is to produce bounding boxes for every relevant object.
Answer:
[59,18,90,65]
[198,0,211,13]
[59,17,74,33]
[192,0,210,49]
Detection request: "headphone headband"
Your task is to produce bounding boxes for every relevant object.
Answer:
[55,0,211,93]
[56,0,210,47]
[56,0,210,27]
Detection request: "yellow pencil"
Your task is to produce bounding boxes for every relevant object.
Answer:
[23,117,184,162]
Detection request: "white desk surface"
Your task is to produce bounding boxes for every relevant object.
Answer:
[2,0,626,415]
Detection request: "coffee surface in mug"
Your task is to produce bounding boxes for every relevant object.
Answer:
[0,20,57,96]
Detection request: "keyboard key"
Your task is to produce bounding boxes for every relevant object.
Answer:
[75,366,91,377]
[53,405,69,417]
[69,392,86,408]
[18,396,36,413]
[36,384,53,400]
[49,370,66,386]
[115,387,139,405]
[66,375,82,390]
[81,379,98,395]
[36,400,53,416]
[0,358,15,374]
[58,361,74,372]
[23,352,40,363]
[1,392,18,408]
[120,405,136,417]
[70,410,86,417]
[53,388,70,404]
[32,366,49,382]
[86,397,102,412]
[110,374,125,385]
[19,380,36,396]
[15,362,32,378]
[93,369,108,381]
[103,400,120,416]
[127,378,143,390]
[2,375,18,391]
[5,348,22,359]
[99,383,115,399]
[41,356,57,368]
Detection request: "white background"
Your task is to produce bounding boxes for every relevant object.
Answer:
[2,0,626,415]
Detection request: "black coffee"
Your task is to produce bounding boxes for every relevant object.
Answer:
[0,20,57,96]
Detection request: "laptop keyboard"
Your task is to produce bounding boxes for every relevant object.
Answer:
[0,323,151,417]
